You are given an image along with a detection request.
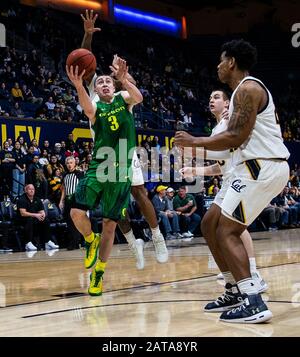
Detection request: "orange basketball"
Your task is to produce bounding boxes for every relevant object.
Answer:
[66,48,96,80]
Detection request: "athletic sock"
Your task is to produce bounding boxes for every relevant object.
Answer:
[124,229,136,246]
[249,257,257,274]
[151,226,160,238]
[222,271,236,286]
[237,278,258,295]
[85,232,95,243]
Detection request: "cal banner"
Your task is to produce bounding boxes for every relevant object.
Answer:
[0,117,176,149]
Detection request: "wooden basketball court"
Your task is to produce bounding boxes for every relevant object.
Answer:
[0,229,300,337]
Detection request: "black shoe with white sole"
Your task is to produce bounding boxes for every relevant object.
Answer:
[219,293,272,324]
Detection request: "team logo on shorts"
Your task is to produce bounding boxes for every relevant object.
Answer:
[231,179,246,193]
[122,208,127,217]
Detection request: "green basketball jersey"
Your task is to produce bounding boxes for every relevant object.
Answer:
[91,93,136,181]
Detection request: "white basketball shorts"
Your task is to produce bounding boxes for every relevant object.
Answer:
[221,159,289,226]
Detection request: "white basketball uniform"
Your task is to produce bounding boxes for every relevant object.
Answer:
[87,74,144,186]
[205,118,233,207]
[220,76,290,225]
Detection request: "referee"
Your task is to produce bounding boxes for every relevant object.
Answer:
[59,156,84,250]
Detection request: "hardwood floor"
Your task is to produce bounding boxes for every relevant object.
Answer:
[0,229,300,337]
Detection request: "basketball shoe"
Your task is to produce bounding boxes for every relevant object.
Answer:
[88,268,104,296]
[204,283,244,312]
[84,233,101,269]
[152,232,168,263]
[219,293,272,323]
[252,271,268,293]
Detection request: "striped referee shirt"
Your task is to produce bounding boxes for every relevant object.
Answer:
[62,170,84,196]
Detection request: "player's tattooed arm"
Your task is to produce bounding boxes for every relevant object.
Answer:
[175,82,262,151]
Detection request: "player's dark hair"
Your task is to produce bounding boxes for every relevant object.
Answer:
[221,39,257,71]
[211,88,231,101]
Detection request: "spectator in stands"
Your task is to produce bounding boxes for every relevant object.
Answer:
[30,138,41,156]
[80,153,92,173]
[17,184,59,251]
[21,84,43,105]
[45,96,55,111]
[259,203,279,231]
[39,149,50,167]
[48,168,62,206]
[52,142,65,163]
[0,82,10,100]
[41,140,52,155]
[152,185,182,240]
[208,177,221,196]
[7,138,14,151]
[26,155,48,199]
[11,82,23,102]
[10,102,25,118]
[24,145,35,167]
[65,142,79,158]
[0,140,15,199]
[203,121,213,135]
[183,112,193,129]
[12,141,26,199]
[173,186,201,239]
[16,136,28,155]
[46,154,64,179]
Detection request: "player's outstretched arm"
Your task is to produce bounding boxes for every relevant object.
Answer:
[66,65,96,124]
[180,163,222,178]
[110,58,143,105]
[80,9,101,51]
[175,82,261,151]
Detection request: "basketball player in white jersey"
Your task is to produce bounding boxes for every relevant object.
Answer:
[175,39,290,323]
[181,89,268,294]
[79,10,168,269]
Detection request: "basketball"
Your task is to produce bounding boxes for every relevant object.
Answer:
[66,48,96,80]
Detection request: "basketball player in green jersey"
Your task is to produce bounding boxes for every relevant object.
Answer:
[66,58,143,296]
[80,10,169,270]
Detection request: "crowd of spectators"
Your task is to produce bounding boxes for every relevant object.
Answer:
[1,2,299,137]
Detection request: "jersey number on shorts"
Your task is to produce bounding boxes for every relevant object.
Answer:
[108,115,119,131]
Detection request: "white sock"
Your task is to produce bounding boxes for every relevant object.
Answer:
[222,271,236,286]
[237,278,258,295]
[151,226,161,238]
[124,230,136,247]
[249,257,257,274]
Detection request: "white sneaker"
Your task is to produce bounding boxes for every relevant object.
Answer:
[25,241,37,251]
[217,272,224,280]
[182,231,194,238]
[45,240,59,250]
[152,233,168,263]
[252,271,268,293]
[135,239,145,270]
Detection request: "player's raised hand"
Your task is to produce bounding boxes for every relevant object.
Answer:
[81,9,101,34]
[110,57,128,84]
[66,65,86,88]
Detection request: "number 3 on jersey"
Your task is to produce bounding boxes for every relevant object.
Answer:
[108,115,119,131]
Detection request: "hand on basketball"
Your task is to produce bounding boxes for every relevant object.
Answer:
[66,65,86,88]
[109,57,128,84]
[81,9,101,34]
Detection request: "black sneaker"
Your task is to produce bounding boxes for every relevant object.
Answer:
[219,293,272,324]
[204,283,244,312]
